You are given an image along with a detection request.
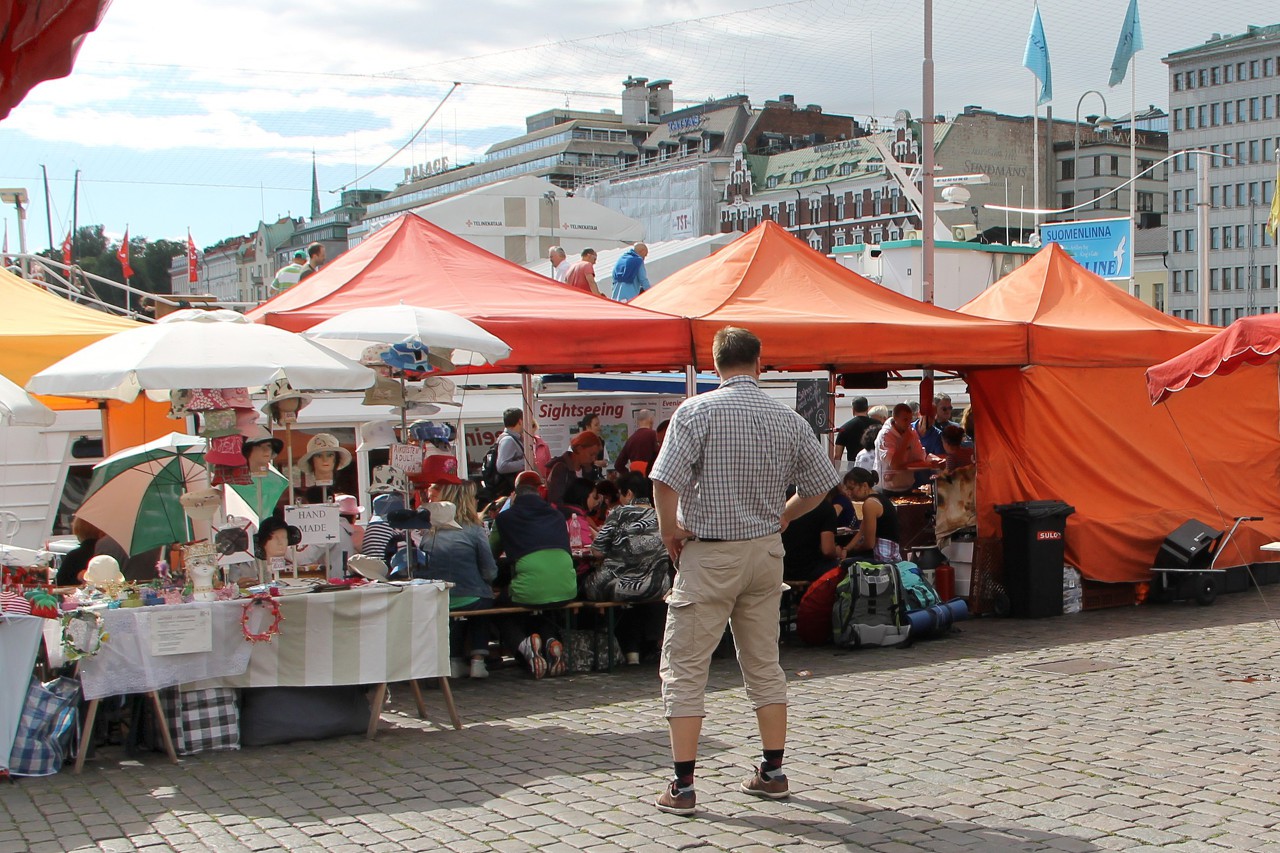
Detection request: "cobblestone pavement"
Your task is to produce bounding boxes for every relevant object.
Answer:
[4,591,1280,852]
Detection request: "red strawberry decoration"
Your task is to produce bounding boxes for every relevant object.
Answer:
[24,588,61,618]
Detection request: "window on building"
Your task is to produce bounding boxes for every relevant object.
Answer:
[1187,187,1196,207]
[1188,270,1198,293]
[1236,267,1246,290]
[836,198,845,219]
[791,171,806,184]
[1174,231,1183,252]
[1210,228,1220,249]
[1225,101,1235,124]
[1092,188,1102,210]
[1267,58,1275,77]
[834,231,846,247]
[1238,99,1248,121]
[1172,270,1182,292]
[1211,269,1221,291]
[1251,141,1260,164]
[1266,96,1275,120]
[1225,64,1235,83]
[1238,183,1248,206]
[808,234,823,250]
[788,204,797,226]
[1059,192,1075,209]
[1221,181,1232,207]
[1173,110,1183,131]
[1251,60,1260,79]
[1173,189,1183,212]
[1186,69,1196,89]
[815,167,829,180]
[1211,103,1220,126]
[839,162,854,176]
[1174,72,1184,91]
[1264,265,1274,289]
[870,229,883,244]
[1250,181,1260,204]
[1211,66,1221,85]
[766,175,779,189]
[1061,158,1075,180]
[1185,107,1196,130]
[1198,105,1208,127]
[1252,97,1262,121]
[1236,63,1246,81]
[1200,69,1210,86]
[1211,308,1220,324]
[1224,228,1233,249]
[1235,141,1246,165]
[1186,229,1196,250]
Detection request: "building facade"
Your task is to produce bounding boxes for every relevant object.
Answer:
[1164,25,1280,324]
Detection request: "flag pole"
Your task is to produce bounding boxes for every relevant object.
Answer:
[1128,56,1138,298]
[1033,80,1041,230]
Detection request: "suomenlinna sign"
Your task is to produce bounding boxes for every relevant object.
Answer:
[1039,218,1133,280]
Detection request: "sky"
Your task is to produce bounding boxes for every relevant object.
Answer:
[0,0,1275,252]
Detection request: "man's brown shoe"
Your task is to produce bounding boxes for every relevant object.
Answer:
[656,782,697,815]
[741,768,790,799]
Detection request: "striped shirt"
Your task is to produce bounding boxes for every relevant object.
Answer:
[650,374,838,541]
[271,262,306,291]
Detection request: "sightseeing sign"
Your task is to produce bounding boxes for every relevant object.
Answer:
[1039,217,1133,280]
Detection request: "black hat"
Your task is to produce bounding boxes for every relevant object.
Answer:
[255,517,301,558]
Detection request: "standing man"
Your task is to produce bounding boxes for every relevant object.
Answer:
[832,395,878,464]
[611,241,650,302]
[649,326,838,815]
[548,246,571,283]
[493,408,527,497]
[298,242,326,282]
[614,408,659,474]
[271,249,308,292]
[563,248,601,296]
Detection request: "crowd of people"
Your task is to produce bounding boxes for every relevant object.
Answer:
[547,242,652,303]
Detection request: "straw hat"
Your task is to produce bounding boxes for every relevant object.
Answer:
[85,555,124,584]
[298,433,352,470]
[179,486,223,522]
[260,377,312,418]
[362,375,405,408]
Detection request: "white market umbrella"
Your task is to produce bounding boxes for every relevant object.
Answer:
[0,373,54,426]
[302,304,512,367]
[26,309,376,401]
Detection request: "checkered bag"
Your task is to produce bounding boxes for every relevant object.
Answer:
[158,687,240,755]
[8,676,80,777]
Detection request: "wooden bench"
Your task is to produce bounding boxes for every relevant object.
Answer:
[448,599,664,672]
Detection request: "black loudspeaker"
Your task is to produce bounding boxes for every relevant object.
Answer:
[1154,520,1223,571]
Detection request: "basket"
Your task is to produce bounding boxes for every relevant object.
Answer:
[1081,580,1140,610]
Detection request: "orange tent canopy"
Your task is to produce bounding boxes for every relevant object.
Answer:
[959,242,1215,366]
[248,214,692,373]
[631,221,1028,371]
[960,245,1279,583]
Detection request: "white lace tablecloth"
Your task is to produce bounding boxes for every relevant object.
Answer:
[79,601,251,700]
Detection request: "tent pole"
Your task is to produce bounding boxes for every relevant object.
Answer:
[520,372,535,471]
[826,371,839,463]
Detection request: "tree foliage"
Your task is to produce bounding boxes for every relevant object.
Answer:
[36,226,185,311]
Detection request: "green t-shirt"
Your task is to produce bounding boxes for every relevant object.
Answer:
[510,548,577,606]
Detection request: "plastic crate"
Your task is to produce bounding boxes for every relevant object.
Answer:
[1081,580,1139,610]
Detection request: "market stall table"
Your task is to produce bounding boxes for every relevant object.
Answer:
[74,581,455,772]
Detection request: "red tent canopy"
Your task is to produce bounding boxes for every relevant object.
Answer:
[1,0,111,120]
[1147,314,1280,404]
[631,221,1028,371]
[959,243,1213,366]
[248,214,692,373]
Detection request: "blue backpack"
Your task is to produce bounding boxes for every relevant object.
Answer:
[898,561,943,612]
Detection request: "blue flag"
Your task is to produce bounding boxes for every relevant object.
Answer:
[1023,4,1052,105]
[1109,0,1144,87]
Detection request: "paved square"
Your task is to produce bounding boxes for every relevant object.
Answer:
[3,591,1279,851]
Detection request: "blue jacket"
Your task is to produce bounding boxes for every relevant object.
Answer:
[493,493,570,563]
[413,525,498,600]
[611,248,650,302]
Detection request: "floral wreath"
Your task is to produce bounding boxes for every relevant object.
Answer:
[61,610,108,661]
[240,593,284,643]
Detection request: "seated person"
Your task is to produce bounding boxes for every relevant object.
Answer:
[585,479,620,528]
[415,500,499,680]
[831,474,856,528]
[582,472,671,664]
[56,515,103,586]
[843,468,903,563]
[941,424,976,473]
[780,486,844,582]
[546,431,603,508]
[489,472,578,678]
[362,493,403,562]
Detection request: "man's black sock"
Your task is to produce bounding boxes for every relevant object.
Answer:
[673,759,696,790]
[761,748,785,779]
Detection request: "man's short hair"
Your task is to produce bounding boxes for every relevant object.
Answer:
[307,242,324,259]
[549,245,565,259]
[712,326,761,371]
[941,424,966,445]
[933,392,952,406]
[635,408,655,424]
[892,402,914,418]
[502,408,524,428]
[514,471,543,494]
[581,248,596,258]
[851,396,869,413]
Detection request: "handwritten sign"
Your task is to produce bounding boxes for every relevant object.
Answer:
[390,443,423,474]
[149,608,213,656]
[284,504,341,546]
[795,379,829,439]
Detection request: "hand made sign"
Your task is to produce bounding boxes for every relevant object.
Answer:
[284,504,341,546]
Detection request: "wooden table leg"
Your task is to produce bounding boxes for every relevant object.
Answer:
[408,679,429,720]
[147,692,179,765]
[366,683,387,739]
[437,678,462,730]
[73,698,100,774]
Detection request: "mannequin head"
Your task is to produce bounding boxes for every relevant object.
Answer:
[245,442,275,473]
[261,528,291,560]
[308,451,336,484]
[268,396,303,425]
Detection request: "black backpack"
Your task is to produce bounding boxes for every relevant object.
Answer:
[480,441,501,492]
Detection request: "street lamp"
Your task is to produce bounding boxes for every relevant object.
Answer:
[1073,91,1114,209]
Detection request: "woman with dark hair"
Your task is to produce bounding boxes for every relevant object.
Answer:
[843,467,903,563]
[853,424,879,472]
[780,486,844,582]
[585,479,620,528]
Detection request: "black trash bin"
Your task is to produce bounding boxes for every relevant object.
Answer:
[995,500,1076,618]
